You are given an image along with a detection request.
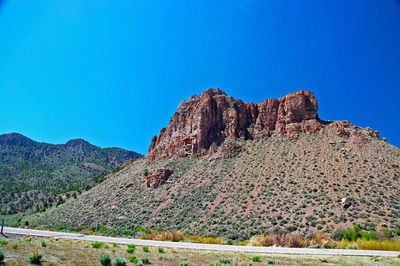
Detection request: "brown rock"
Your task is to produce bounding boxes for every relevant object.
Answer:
[148,89,322,162]
[146,169,174,189]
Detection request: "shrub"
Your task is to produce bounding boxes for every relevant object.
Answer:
[219,258,232,264]
[142,246,149,252]
[158,247,165,253]
[381,227,391,239]
[112,243,118,248]
[91,241,103,248]
[179,262,189,266]
[113,257,126,266]
[251,255,262,262]
[172,231,184,242]
[12,244,18,249]
[320,258,329,263]
[126,247,135,253]
[141,256,150,264]
[265,257,275,264]
[143,169,149,176]
[0,250,4,262]
[1,240,7,245]
[360,230,376,241]
[135,263,144,266]
[127,244,136,249]
[100,253,112,266]
[128,255,138,263]
[28,247,42,265]
[343,228,358,241]
[41,241,47,247]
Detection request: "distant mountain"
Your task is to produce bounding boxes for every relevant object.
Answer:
[33,90,400,241]
[0,133,142,214]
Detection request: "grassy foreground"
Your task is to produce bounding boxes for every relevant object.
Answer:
[0,236,400,265]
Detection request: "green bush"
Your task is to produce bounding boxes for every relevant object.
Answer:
[0,250,4,262]
[92,241,103,248]
[128,255,138,263]
[113,257,126,266]
[158,247,165,253]
[1,240,7,245]
[142,246,149,253]
[126,247,135,253]
[219,258,232,263]
[265,257,275,264]
[320,258,328,263]
[143,169,149,176]
[12,244,18,250]
[343,228,358,241]
[100,253,112,266]
[135,263,144,266]
[251,255,262,262]
[179,262,189,266]
[360,230,376,241]
[141,256,150,264]
[41,241,47,247]
[28,249,42,265]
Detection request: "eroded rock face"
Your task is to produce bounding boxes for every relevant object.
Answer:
[148,89,322,162]
[146,169,174,189]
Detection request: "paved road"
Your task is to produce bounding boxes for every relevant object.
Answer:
[3,227,400,258]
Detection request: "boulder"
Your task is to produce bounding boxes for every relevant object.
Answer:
[146,169,174,189]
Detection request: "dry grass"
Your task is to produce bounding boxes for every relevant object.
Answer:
[336,239,400,251]
[142,230,184,242]
[251,231,332,248]
[0,236,399,265]
[186,235,224,244]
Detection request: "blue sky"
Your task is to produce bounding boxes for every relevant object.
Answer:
[1,0,399,154]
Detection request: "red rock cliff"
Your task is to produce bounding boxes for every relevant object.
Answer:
[148,89,322,162]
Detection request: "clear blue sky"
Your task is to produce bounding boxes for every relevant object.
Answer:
[1,0,399,154]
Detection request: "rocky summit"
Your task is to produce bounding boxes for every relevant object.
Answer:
[32,89,400,241]
[148,89,322,162]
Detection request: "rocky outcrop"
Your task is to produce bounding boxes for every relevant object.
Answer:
[146,169,174,189]
[148,89,322,162]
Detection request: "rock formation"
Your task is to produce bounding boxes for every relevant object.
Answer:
[146,169,174,189]
[148,89,322,162]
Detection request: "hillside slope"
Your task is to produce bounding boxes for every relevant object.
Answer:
[0,133,142,214]
[32,90,400,241]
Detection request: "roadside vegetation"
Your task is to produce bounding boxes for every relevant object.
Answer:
[0,236,399,265]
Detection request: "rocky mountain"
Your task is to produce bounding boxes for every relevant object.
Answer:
[31,89,400,241]
[0,133,142,214]
[149,89,321,161]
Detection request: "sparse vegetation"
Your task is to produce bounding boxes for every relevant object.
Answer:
[251,255,262,262]
[142,246,149,253]
[158,247,165,253]
[91,241,103,248]
[113,257,126,266]
[28,247,42,265]
[128,255,138,263]
[141,256,150,264]
[265,257,275,264]
[100,253,112,266]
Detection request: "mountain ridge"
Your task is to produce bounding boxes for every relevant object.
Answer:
[0,133,142,215]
